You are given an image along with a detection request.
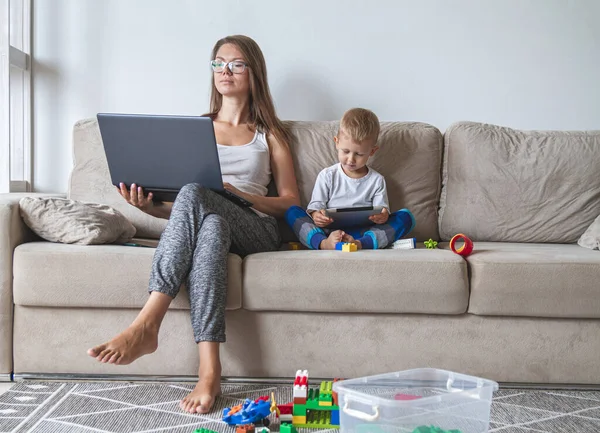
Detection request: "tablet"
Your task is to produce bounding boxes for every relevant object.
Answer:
[323,206,384,229]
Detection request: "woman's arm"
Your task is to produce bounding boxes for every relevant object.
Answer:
[226,134,300,218]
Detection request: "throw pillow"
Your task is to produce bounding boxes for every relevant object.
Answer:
[578,214,600,250]
[19,197,136,245]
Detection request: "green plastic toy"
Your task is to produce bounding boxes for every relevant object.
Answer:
[424,239,438,249]
[412,426,462,433]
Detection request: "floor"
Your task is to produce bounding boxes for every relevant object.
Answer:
[0,382,12,394]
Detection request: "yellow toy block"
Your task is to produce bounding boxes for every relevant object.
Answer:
[292,416,307,425]
[342,243,357,252]
[318,401,333,406]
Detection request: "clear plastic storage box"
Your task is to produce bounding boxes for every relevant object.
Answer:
[332,369,498,433]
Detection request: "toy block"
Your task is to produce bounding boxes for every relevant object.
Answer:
[330,409,340,426]
[412,427,462,433]
[305,388,338,411]
[195,429,220,433]
[289,242,301,250]
[332,378,342,406]
[278,403,293,415]
[293,397,307,405]
[280,423,298,433]
[255,428,270,433]
[292,405,307,416]
[236,425,255,433]
[280,414,293,423]
[318,381,333,406]
[292,415,306,425]
[293,370,308,399]
[293,410,339,429]
[335,242,357,252]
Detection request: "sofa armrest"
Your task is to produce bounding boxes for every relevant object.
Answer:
[0,193,65,374]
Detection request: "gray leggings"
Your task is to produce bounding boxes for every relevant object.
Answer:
[148,183,281,343]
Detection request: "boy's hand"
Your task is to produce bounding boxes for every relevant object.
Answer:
[370,208,389,224]
[312,209,332,227]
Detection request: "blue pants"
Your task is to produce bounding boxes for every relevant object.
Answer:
[284,206,415,250]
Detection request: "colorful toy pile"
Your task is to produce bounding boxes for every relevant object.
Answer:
[289,370,340,429]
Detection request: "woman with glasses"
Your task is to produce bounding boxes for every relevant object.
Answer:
[87,35,300,414]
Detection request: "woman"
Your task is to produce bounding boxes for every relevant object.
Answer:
[87,35,300,414]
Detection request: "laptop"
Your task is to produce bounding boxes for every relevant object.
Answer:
[97,113,252,207]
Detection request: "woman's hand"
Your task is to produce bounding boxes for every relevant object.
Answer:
[369,208,390,224]
[117,182,154,213]
[223,182,245,198]
[311,209,333,227]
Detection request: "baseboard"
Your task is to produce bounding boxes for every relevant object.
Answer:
[11,373,600,390]
[0,373,12,382]
[13,373,295,384]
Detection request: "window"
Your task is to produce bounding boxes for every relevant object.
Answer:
[0,0,31,193]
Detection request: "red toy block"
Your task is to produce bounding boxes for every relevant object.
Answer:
[332,378,343,406]
[278,403,293,415]
[293,397,307,405]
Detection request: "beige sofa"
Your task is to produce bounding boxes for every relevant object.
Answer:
[1,119,599,384]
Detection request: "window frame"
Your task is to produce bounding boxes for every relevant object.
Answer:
[1,0,31,193]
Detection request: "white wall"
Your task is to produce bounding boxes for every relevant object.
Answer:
[33,0,600,193]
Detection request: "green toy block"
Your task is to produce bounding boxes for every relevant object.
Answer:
[194,429,219,433]
[318,381,333,405]
[412,426,462,433]
[292,410,339,429]
[305,388,339,411]
[292,404,307,416]
[280,423,298,433]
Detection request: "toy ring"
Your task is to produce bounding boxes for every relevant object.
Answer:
[449,234,473,257]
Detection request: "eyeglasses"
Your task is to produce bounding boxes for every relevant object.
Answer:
[210,60,247,74]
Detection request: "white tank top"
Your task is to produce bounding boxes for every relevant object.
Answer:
[217,129,272,199]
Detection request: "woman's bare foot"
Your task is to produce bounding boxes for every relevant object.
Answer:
[180,366,222,414]
[320,230,345,250]
[342,234,362,250]
[86,321,159,365]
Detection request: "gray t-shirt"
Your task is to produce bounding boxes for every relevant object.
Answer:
[307,163,389,212]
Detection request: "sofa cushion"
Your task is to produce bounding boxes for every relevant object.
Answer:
[69,119,168,239]
[459,242,600,318]
[19,197,136,245]
[242,249,468,314]
[12,242,242,310]
[439,121,600,242]
[287,121,443,241]
[69,119,443,241]
[578,214,600,250]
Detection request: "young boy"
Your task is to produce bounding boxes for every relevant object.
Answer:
[285,108,415,250]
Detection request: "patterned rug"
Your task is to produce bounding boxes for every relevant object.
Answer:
[0,381,600,432]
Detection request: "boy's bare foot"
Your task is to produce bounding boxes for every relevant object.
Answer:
[320,230,345,250]
[342,234,362,250]
[180,366,222,414]
[87,321,159,365]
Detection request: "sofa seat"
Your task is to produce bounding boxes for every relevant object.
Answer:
[455,242,600,318]
[242,249,469,314]
[12,242,243,310]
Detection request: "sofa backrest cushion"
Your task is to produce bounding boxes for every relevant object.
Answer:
[439,121,600,243]
[69,119,443,241]
[69,119,168,239]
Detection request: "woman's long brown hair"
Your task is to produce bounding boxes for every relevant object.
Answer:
[207,35,291,148]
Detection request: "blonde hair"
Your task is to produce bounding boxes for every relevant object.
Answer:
[206,35,290,148]
[338,108,380,144]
